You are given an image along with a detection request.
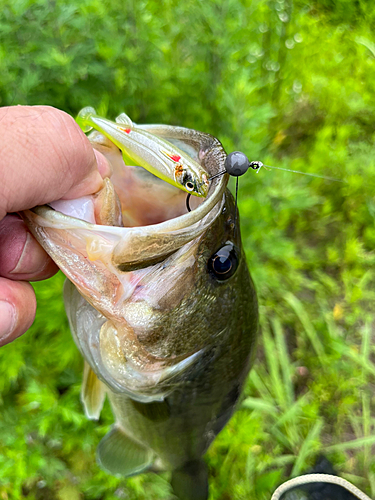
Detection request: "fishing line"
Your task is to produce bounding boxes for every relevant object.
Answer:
[186,152,344,229]
[209,170,227,181]
[233,177,239,235]
[255,162,344,182]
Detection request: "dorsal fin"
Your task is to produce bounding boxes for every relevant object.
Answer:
[115,112,133,127]
[81,361,106,420]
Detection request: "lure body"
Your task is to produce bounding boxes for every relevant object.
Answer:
[77,108,209,197]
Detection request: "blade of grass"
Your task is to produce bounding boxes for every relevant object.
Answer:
[334,341,375,377]
[262,320,286,409]
[362,392,371,473]
[284,292,326,364]
[361,322,372,475]
[270,426,294,450]
[241,397,278,416]
[272,317,294,407]
[272,394,308,430]
[271,394,307,451]
[368,471,375,498]
[249,369,274,404]
[326,434,375,452]
[270,455,296,467]
[348,413,363,440]
[341,473,368,486]
[291,419,323,476]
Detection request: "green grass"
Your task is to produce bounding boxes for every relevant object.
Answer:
[2,0,375,498]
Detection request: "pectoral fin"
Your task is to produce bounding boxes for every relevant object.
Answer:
[97,426,154,477]
[81,361,106,420]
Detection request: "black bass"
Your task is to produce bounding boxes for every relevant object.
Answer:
[22,123,258,500]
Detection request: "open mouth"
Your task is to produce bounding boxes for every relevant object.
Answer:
[25,131,228,272]
[50,130,227,229]
[20,132,229,400]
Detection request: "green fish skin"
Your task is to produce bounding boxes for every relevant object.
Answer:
[21,125,258,500]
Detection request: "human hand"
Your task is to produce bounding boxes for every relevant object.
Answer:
[0,105,111,347]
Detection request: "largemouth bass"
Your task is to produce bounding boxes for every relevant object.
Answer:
[22,124,258,500]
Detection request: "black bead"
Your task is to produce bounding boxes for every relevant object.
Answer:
[224,152,250,177]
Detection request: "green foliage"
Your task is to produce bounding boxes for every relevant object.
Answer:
[1,0,375,499]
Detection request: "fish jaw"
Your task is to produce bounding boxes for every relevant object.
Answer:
[22,203,213,402]
[76,107,210,197]
[21,128,228,401]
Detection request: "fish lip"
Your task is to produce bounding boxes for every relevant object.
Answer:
[31,170,227,233]
[25,167,228,270]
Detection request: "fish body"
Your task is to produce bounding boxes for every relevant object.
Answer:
[22,124,258,500]
[77,107,209,197]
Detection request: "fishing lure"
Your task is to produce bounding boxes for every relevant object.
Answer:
[77,108,209,197]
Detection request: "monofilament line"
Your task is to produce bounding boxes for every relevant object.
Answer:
[233,177,239,235]
[263,164,345,182]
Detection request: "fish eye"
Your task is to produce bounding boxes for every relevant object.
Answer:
[208,242,239,281]
[185,181,194,191]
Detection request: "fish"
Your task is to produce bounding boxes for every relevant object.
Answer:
[76,107,210,198]
[21,123,258,500]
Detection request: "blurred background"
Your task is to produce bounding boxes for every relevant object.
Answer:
[1,0,375,498]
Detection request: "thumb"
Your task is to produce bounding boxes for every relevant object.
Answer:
[0,105,109,219]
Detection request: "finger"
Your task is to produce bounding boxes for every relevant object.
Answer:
[0,105,111,219]
[0,214,58,280]
[0,278,36,347]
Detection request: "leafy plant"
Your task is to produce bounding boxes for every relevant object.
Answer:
[1,0,375,499]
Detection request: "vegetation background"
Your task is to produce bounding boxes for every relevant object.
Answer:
[1,0,375,498]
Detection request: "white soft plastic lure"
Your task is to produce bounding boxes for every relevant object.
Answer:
[77,107,210,197]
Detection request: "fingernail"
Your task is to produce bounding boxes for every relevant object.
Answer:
[10,233,49,275]
[0,301,16,342]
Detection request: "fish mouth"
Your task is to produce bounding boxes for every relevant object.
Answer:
[21,132,229,402]
[24,137,228,272]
